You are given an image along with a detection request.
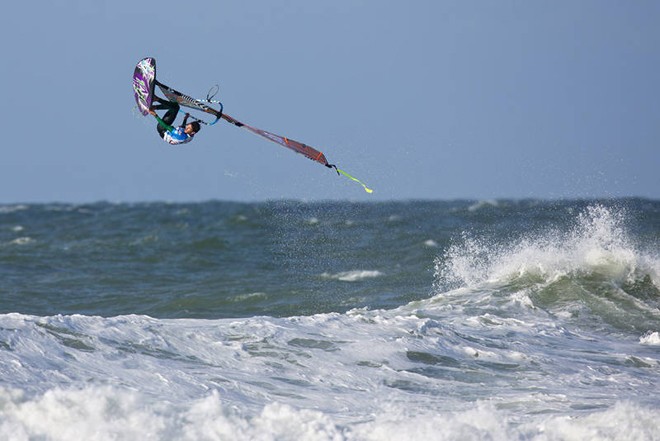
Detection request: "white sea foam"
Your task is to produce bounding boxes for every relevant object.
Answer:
[468,199,499,212]
[1,386,657,441]
[529,401,660,441]
[0,387,348,441]
[8,237,34,246]
[640,331,660,346]
[0,205,28,214]
[321,270,384,282]
[230,292,268,302]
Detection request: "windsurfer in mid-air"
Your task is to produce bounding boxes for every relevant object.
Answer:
[133,57,372,192]
[149,96,201,145]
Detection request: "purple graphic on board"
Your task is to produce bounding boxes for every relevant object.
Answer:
[132,57,156,116]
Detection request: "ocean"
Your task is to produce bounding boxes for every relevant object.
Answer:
[0,199,658,440]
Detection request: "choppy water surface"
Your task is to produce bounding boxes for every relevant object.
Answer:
[1,199,658,440]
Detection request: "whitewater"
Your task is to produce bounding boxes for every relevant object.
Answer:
[0,200,658,440]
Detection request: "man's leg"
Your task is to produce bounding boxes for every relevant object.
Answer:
[154,99,181,138]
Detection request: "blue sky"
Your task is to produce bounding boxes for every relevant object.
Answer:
[2,1,658,202]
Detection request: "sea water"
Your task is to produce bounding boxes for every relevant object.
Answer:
[0,199,658,440]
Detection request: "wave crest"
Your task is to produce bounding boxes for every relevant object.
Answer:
[436,205,657,288]
[433,205,660,331]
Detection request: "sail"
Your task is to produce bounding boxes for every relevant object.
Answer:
[132,57,156,116]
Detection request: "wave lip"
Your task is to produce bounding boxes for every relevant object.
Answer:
[436,205,658,287]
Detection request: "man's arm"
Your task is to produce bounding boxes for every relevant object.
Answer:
[149,109,175,132]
